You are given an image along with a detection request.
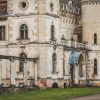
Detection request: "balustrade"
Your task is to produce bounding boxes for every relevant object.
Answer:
[61,40,88,49]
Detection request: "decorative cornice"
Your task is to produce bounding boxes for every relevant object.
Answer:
[82,0,100,5]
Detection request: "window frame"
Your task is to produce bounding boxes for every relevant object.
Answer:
[20,24,28,40]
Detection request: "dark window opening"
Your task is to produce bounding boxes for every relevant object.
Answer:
[0,26,5,41]
[51,25,55,41]
[94,33,97,44]
[94,59,97,75]
[50,3,53,11]
[21,2,26,8]
[78,34,82,43]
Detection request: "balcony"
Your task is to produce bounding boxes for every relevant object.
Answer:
[61,40,89,50]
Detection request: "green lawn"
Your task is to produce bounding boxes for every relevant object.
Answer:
[0,88,100,100]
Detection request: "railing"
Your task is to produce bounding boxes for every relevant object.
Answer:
[61,40,88,49]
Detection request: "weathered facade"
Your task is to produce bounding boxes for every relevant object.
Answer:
[0,0,100,88]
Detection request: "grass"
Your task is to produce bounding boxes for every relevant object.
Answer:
[0,87,100,100]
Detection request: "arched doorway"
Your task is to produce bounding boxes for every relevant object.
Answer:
[69,52,85,86]
[52,83,58,88]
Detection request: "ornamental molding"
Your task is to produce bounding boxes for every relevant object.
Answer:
[82,0,100,5]
[18,0,29,11]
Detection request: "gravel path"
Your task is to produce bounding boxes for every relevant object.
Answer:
[67,94,100,100]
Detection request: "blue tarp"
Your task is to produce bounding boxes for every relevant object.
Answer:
[69,51,80,65]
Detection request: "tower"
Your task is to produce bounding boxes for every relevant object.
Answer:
[82,0,100,85]
[82,0,100,44]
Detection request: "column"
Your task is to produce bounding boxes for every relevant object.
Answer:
[34,62,38,85]
[10,59,15,85]
[24,61,28,85]
[0,59,2,85]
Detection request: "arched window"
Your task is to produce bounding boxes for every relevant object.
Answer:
[20,24,28,40]
[52,53,57,73]
[63,58,65,75]
[51,24,55,40]
[19,53,27,72]
[94,59,97,75]
[94,33,97,44]
[50,3,53,12]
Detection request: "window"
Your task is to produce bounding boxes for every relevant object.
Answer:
[51,24,55,41]
[0,0,7,15]
[63,58,65,75]
[0,26,5,41]
[19,53,27,72]
[50,3,53,12]
[94,33,97,44]
[94,59,97,75]
[52,53,57,73]
[20,24,28,40]
[19,0,29,11]
[21,2,27,8]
